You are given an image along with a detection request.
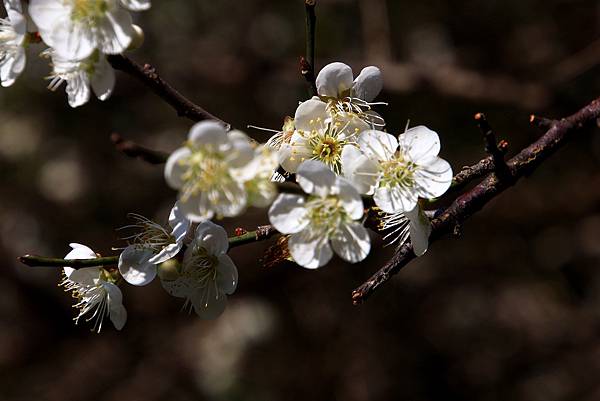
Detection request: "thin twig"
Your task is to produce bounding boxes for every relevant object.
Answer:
[474,113,511,180]
[301,0,317,96]
[19,225,279,268]
[450,140,509,193]
[107,54,229,127]
[529,114,556,131]
[352,96,600,304]
[111,133,169,164]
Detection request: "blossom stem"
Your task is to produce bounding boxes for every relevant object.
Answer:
[352,96,600,305]
[19,226,280,268]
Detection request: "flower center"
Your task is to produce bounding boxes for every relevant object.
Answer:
[179,149,232,200]
[306,196,348,236]
[379,153,417,189]
[183,247,219,289]
[71,0,109,22]
[303,123,347,174]
[122,214,174,252]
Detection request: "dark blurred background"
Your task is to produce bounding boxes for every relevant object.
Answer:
[1,0,600,400]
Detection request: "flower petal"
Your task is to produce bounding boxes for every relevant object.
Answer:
[398,125,441,162]
[164,147,191,190]
[316,62,353,98]
[194,220,229,255]
[119,0,151,11]
[288,228,333,269]
[406,205,431,256]
[331,222,371,263]
[98,9,134,55]
[191,284,227,319]
[294,97,328,132]
[168,201,191,242]
[188,120,228,148]
[91,57,115,101]
[296,159,336,197]
[341,145,378,194]
[352,66,383,102]
[335,177,364,220]
[373,185,418,214]
[104,282,127,330]
[268,194,309,234]
[357,129,398,161]
[414,156,453,199]
[118,245,157,286]
[216,254,238,295]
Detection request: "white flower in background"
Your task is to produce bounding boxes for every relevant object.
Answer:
[118,202,191,286]
[118,0,150,11]
[240,144,279,208]
[164,121,255,222]
[61,243,127,332]
[279,97,369,174]
[44,49,115,108]
[377,205,432,256]
[161,221,238,319]
[269,160,370,269]
[315,61,385,127]
[343,126,452,213]
[29,0,136,60]
[0,0,26,87]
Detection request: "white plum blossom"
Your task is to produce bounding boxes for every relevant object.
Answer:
[315,61,385,127]
[118,202,191,286]
[0,0,26,87]
[240,144,280,208]
[161,221,238,319]
[342,126,453,214]
[61,243,127,332]
[164,121,258,222]
[29,0,137,60]
[269,159,370,269]
[377,205,432,256]
[279,97,369,174]
[44,49,115,108]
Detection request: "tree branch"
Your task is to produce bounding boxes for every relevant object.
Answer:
[107,54,229,127]
[300,0,317,96]
[111,133,169,164]
[352,96,600,304]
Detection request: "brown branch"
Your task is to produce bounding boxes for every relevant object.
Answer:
[449,140,509,193]
[352,96,600,304]
[474,113,511,180]
[106,54,229,127]
[110,133,168,164]
[301,0,317,96]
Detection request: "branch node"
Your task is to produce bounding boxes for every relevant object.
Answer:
[474,112,511,180]
[529,114,556,131]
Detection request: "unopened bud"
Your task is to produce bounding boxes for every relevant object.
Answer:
[127,25,145,51]
[158,258,180,281]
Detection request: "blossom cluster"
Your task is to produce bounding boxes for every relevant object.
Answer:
[57,61,453,332]
[1,0,148,106]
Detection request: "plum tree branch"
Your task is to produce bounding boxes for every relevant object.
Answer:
[107,54,229,127]
[300,0,317,95]
[352,96,600,304]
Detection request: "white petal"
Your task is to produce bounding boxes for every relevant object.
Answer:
[119,0,151,11]
[98,9,134,55]
[91,57,115,101]
[224,130,255,169]
[188,120,227,147]
[398,125,441,162]
[331,222,371,263]
[50,18,96,60]
[65,266,101,286]
[315,62,353,98]
[168,201,191,242]
[335,111,370,139]
[268,194,309,234]
[164,147,191,189]
[118,246,157,286]
[352,66,383,102]
[373,185,418,214]
[296,159,336,197]
[294,97,328,132]
[216,254,238,294]
[104,282,127,330]
[191,284,227,319]
[213,181,247,218]
[280,135,312,173]
[148,242,182,264]
[65,71,91,108]
[406,205,431,256]
[160,277,188,298]
[341,145,378,194]
[288,229,333,269]
[357,130,398,161]
[194,221,229,255]
[414,157,453,199]
[178,192,214,222]
[335,177,364,220]
[28,0,69,40]
[65,243,96,260]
